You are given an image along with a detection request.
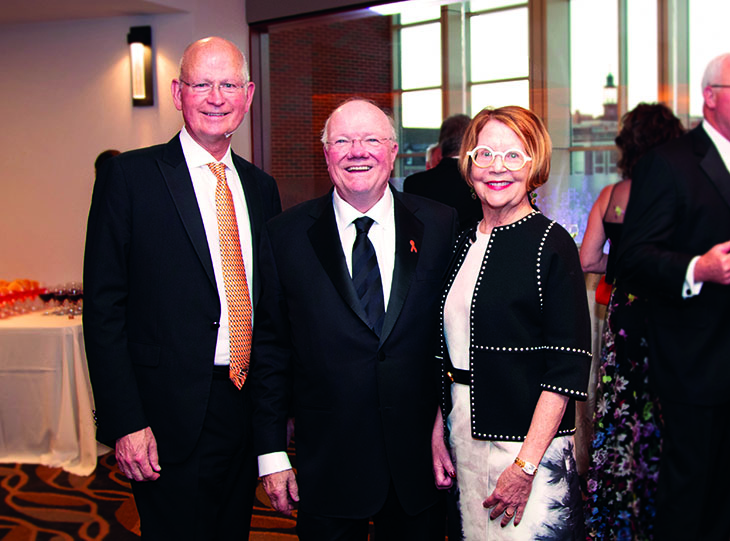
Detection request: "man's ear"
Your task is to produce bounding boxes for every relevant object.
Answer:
[703,85,717,110]
[171,79,183,111]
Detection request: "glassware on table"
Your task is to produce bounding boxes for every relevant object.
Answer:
[0,286,11,319]
[9,282,29,315]
[67,282,83,316]
[38,285,55,313]
[43,284,60,315]
[51,284,69,315]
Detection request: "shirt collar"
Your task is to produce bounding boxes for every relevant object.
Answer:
[179,126,235,171]
[333,185,394,229]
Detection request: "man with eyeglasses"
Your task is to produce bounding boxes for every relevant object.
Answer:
[616,53,730,541]
[248,98,457,540]
[83,37,281,539]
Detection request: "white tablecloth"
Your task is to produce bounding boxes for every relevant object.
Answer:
[0,312,108,475]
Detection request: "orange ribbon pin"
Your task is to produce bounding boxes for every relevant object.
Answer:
[410,240,417,253]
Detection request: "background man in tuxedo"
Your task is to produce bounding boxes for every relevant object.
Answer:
[83,37,281,539]
[403,113,481,231]
[616,53,730,540]
[250,98,457,540]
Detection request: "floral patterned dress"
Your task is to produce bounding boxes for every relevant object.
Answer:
[584,283,662,541]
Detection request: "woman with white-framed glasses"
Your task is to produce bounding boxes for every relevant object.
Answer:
[431,105,592,539]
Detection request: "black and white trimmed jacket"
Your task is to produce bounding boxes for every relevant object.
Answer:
[439,212,592,442]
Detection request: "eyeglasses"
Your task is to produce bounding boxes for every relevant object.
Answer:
[179,79,249,95]
[466,146,533,171]
[325,137,394,151]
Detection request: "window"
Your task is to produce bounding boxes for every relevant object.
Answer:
[249,0,723,225]
[394,0,530,179]
[396,15,443,179]
[468,3,529,112]
[689,0,730,124]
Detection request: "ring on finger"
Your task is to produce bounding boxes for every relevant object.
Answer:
[504,509,514,518]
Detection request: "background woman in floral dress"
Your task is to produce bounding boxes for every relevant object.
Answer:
[580,103,684,540]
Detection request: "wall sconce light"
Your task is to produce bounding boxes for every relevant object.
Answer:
[127,26,154,106]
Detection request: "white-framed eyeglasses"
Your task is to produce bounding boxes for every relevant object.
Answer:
[179,79,249,95]
[466,146,533,171]
[325,137,394,151]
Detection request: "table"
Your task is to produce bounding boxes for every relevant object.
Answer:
[0,312,108,476]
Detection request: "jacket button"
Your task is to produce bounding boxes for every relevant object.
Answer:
[377,352,386,362]
[211,321,220,329]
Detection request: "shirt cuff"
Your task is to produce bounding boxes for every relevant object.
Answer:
[683,256,703,298]
[258,451,292,477]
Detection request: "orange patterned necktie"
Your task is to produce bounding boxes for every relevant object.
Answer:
[209,162,252,389]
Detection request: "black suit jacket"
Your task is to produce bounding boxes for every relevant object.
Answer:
[403,157,482,232]
[83,134,281,462]
[249,188,457,518]
[616,125,730,405]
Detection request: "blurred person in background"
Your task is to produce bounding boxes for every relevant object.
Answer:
[93,149,120,176]
[581,102,684,540]
[425,142,441,170]
[616,53,730,541]
[404,114,482,232]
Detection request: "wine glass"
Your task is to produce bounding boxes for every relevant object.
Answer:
[52,284,69,315]
[43,284,60,315]
[67,282,83,316]
[567,224,579,240]
[0,286,10,319]
[38,284,55,314]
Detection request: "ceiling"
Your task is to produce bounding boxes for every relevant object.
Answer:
[0,0,185,25]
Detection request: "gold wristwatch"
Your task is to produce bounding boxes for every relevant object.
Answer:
[514,457,538,476]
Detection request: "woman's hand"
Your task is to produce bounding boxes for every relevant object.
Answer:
[432,408,455,489]
[483,390,568,526]
[483,462,534,527]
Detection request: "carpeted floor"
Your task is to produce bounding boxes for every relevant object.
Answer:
[0,452,297,540]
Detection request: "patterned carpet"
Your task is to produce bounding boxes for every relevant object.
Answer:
[0,452,297,540]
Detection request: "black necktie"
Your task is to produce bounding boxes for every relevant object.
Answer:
[352,217,385,336]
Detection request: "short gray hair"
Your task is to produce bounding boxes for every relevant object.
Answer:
[701,53,730,91]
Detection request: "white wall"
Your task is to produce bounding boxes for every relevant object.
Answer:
[0,0,250,285]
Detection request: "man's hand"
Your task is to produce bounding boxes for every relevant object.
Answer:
[431,409,455,489]
[115,426,161,482]
[262,469,299,516]
[695,240,730,285]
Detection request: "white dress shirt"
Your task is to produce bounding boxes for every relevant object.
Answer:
[179,126,254,366]
[332,187,396,306]
[257,187,397,477]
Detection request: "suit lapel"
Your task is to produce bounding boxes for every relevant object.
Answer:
[307,193,370,327]
[695,127,730,211]
[159,134,216,288]
[380,191,423,345]
[233,154,265,304]
[233,154,264,243]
